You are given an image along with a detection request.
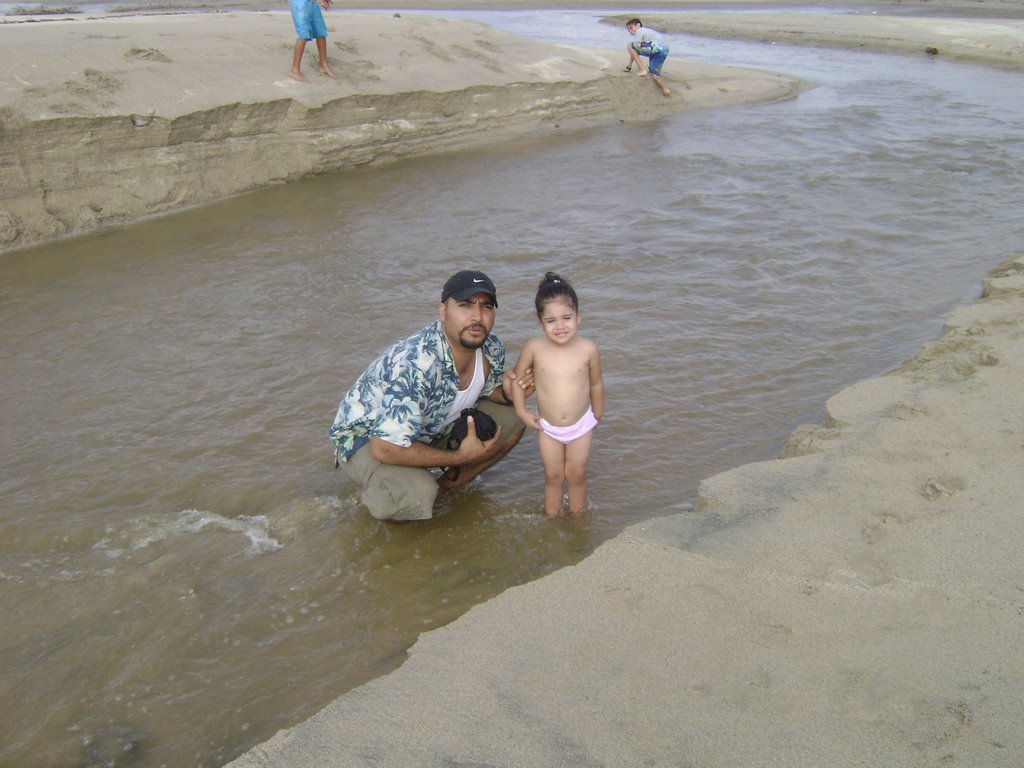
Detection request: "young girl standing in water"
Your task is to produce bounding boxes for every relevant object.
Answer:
[510,273,604,516]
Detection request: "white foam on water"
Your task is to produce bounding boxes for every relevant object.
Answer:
[132,509,283,555]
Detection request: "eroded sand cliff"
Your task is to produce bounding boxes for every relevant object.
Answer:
[0,11,802,255]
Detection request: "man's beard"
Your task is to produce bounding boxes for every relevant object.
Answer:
[458,326,488,349]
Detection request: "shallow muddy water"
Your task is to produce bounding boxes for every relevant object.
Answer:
[2,13,1023,767]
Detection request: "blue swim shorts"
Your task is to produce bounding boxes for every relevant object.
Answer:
[646,51,668,76]
[632,42,669,76]
[290,0,327,41]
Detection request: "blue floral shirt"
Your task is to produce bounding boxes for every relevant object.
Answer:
[329,320,506,464]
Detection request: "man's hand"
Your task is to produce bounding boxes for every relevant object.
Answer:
[504,367,536,399]
[452,415,502,464]
[439,416,505,488]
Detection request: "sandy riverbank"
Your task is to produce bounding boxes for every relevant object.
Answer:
[228,252,1024,765]
[628,9,1024,70]
[0,9,804,255]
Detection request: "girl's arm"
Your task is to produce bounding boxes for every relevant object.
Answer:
[588,344,605,422]
[510,342,542,429]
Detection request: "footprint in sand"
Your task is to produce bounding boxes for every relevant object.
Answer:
[340,60,381,82]
[65,68,122,98]
[125,46,172,63]
[921,476,967,501]
[452,44,504,74]
[413,35,456,63]
[473,38,502,55]
[333,39,359,55]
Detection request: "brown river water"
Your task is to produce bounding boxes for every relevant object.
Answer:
[2,17,1024,768]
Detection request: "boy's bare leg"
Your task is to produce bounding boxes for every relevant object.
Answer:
[290,39,308,82]
[316,37,335,77]
[651,73,671,97]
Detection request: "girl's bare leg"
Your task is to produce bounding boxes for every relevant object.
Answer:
[538,432,567,516]
[563,431,594,516]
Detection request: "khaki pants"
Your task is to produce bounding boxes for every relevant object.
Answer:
[341,400,523,521]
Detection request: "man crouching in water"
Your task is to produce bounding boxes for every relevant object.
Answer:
[329,270,533,521]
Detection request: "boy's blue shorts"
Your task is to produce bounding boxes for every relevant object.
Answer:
[646,51,668,76]
[632,42,669,76]
[290,0,327,41]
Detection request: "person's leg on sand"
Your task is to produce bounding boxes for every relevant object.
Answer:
[651,72,671,97]
[316,37,335,77]
[645,52,671,96]
[290,39,308,81]
[289,0,331,81]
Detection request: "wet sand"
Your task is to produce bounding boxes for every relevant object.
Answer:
[3,2,1023,765]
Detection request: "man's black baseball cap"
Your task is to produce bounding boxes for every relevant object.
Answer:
[441,270,498,307]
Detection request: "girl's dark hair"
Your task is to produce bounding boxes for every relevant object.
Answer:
[535,272,579,317]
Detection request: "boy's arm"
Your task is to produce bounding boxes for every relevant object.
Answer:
[588,344,605,422]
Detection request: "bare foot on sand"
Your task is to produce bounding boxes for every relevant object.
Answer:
[320,65,336,78]
[289,70,308,82]
[637,70,648,77]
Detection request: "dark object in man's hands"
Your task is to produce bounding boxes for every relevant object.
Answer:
[447,407,498,449]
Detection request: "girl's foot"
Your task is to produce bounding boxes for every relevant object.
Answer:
[637,70,649,78]
[289,70,308,82]
[320,65,336,78]
[624,66,632,72]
